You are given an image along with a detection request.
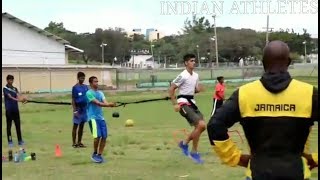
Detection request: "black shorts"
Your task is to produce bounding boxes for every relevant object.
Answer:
[211,99,224,117]
[179,105,204,126]
[213,98,223,108]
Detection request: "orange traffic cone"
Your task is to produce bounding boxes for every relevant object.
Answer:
[55,144,62,157]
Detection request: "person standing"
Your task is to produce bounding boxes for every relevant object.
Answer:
[3,75,27,147]
[71,72,89,148]
[211,76,225,117]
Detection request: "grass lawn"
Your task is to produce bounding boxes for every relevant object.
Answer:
[2,77,318,180]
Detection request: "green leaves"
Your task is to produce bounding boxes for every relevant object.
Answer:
[44,16,316,65]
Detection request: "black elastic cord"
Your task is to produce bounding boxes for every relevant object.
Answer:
[27,96,170,107]
[26,100,72,105]
[115,96,170,107]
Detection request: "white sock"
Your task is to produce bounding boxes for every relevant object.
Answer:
[182,141,187,145]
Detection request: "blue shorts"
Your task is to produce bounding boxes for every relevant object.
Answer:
[88,119,108,139]
[73,112,87,125]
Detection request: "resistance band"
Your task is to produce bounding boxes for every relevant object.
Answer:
[26,96,170,107]
[26,100,72,105]
[115,96,170,107]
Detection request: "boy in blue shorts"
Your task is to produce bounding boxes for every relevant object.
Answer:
[86,76,116,163]
[71,72,89,148]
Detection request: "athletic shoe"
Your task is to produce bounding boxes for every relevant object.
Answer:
[18,141,24,146]
[8,141,13,148]
[91,153,102,163]
[78,143,86,148]
[72,144,79,148]
[190,152,204,164]
[178,141,189,156]
[97,154,105,163]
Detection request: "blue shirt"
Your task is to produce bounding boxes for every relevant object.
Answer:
[72,84,89,112]
[86,89,106,120]
[3,85,19,112]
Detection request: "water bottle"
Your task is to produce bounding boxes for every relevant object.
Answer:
[21,148,26,160]
[8,150,13,161]
[19,148,24,162]
[22,151,27,161]
[14,152,19,163]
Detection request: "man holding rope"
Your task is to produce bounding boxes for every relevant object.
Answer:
[207,40,318,180]
[86,76,116,163]
[3,75,27,147]
[169,53,206,164]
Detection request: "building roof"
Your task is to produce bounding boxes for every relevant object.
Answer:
[65,44,84,53]
[2,12,70,45]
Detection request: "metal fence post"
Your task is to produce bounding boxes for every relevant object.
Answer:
[102,67,105,88]
[309,65,316,76]
[125,68,128,92]
[241,67,245,81]
[116,69,119,90]
[49,67,52,94]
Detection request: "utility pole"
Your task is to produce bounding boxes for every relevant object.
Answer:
[262,15,274,45]
[150,43,155,67]
[213,14,219,67]
[303,41,307,63]
[196,45,200,67]
[100,43,107,64]
[131,50,136,69]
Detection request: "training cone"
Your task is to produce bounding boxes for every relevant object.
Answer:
[55,144,62,157]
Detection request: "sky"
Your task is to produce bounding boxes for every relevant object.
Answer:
[2,0,318,38]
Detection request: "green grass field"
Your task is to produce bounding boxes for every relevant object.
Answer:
[2,77,318,180]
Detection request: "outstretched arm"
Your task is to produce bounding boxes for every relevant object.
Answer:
[86,91,115,107]
[207,89,250,167]
[101,98,116,107]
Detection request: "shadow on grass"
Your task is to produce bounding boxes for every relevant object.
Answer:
[70,161,93,166]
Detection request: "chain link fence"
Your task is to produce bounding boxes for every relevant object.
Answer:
[2,64,318,94]
[115,63,318,91]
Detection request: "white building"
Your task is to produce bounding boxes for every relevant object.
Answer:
[127,28,165,42]
[147,30,165,42]
[121,55,160,69]
[300,53,319,64]
[2,12,83,65]
[309,53,318,64]
[126,28,143,38]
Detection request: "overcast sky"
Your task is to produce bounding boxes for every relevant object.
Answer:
[3,0,318,37]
